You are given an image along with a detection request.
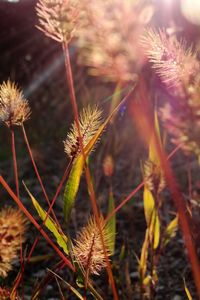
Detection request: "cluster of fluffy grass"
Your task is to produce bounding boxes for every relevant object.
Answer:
[0,0,200,299]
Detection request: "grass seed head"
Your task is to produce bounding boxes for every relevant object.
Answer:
[141,29,199,93]
[0,207,28,278]
[0,80,31,127]
[144,159,165,195]
[64,105,103,158]
[73,216,112,275]
[76,0,154,82]
[36,0,83,43]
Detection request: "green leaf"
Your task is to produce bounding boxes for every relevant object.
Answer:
[151,209,160,250]
[143,187,155,226]
[105,190,116,255]
[24,183,69,255]
[163,215,178,246]
[63,155,84,223]
[139,229,149,280]
[63,91,132,223]
[149,107,162,165]
[143,274,151,286]
[143,187,160,249]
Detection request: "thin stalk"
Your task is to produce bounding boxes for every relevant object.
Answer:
[14,160,73,291]
[27,159,73,261]
[10,127,19,199]
[21,124,58,224]
[31,261,68,299]
[62,42,118,300]
[131,78,200,297]
[10,125,22,295]
[105,144,181,224]
[187,159,192,202]
[0,175,75,272]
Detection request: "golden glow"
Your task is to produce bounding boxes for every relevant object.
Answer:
[181,0,200,25]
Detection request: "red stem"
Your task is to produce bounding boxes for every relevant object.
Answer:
[21,124,59,224]
[105,144,181,224]
[131,78,200,297]
[10,127,19,199]
[0,175,75,272]
[62,42,119,300]
[15,157,73,290]
[27,159,73,261]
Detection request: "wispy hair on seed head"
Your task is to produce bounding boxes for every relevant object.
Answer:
[76,0,154,82]
[141,29,199,89]
[0,80,31,127]
[73,215,112,275]
[36,0,82,43]
[64,105,103,158]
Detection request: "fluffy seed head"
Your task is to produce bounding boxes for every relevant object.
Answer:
[142,29,200,158]
[141,29,199,92]
[76,0,154,82]
[73,216,112,275]
[36,0,83,43]
[64,105,102,158]
[0,80,31,127]
[0,207,28,278]
[144,159,165,195]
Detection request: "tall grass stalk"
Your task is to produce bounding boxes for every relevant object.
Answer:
[27,159,73,261]
[21,124,59,224]
[62,41,119,300]
[10,127,19,199]
[131,79,200,297]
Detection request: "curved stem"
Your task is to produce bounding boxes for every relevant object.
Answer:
[105,143,181,224]
[21,124,59,224]
[27,159,73,261]
[62,42,119,300]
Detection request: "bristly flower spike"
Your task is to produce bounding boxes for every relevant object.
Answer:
[36,0,83,43]
[141,29,199,91]
[64,105,103,158]
[0,207,28,278]
[76,0,154,82]
[73,215,112,275]
[0,80,31,127]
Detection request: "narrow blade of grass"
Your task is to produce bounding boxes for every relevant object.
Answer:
[105,190,116,255]
[24,183,69,255]
[163,215,179,247]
